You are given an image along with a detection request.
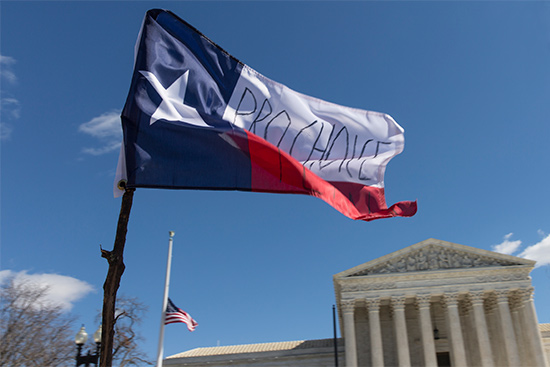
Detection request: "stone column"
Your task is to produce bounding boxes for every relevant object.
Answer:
[443,292,467,367]
[366,297,384,367]
[392,296,411,367]
[341,300,358,367]
[483,294,504,367]
[520,288,549,367]
[416,294,438,367]
[470,291,494,367]
[459,298,476,365]
[509,291,530,365]
[495,290,520,366]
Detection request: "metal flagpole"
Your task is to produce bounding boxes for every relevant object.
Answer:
[333,305,339,367]
[156,231,175,367]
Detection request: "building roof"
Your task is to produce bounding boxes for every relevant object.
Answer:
[334,238,535,279]
[166,338,341,359]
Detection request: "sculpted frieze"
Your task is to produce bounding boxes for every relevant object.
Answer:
[340,282,396,292]
[353,245,524,276]
[475,271,528,283]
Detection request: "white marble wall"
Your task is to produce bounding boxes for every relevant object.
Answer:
[341,290,548,367]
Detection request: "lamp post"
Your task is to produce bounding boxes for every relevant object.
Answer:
[75,325,102,367]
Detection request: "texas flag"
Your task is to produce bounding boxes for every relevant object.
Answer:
[115,9,417,221]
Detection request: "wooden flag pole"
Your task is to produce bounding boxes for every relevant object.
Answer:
[100,187,135,367]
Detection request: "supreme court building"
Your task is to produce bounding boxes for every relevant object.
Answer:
[165,239,550,366]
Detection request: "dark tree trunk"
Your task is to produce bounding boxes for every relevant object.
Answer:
[100,188,135,367]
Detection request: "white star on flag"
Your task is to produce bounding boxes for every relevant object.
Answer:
[139,70,210,128]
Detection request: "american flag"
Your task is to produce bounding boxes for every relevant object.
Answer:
[165,298,198,331]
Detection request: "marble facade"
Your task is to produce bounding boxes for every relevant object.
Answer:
[165,238,549,366]
[333,238,548,367]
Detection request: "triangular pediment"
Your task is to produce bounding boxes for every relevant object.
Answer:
[335,238,535,278]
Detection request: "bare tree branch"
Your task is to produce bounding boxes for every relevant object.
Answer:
[97,295,153,366]
[0,278,75,367]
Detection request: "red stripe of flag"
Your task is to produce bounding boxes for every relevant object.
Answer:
[165,298,198,332]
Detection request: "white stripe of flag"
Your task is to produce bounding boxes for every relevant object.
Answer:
[165,298,198,331]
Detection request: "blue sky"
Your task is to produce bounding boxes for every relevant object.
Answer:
[1,0,550,362]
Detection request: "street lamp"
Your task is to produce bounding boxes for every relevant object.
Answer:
[75,325,101,367]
